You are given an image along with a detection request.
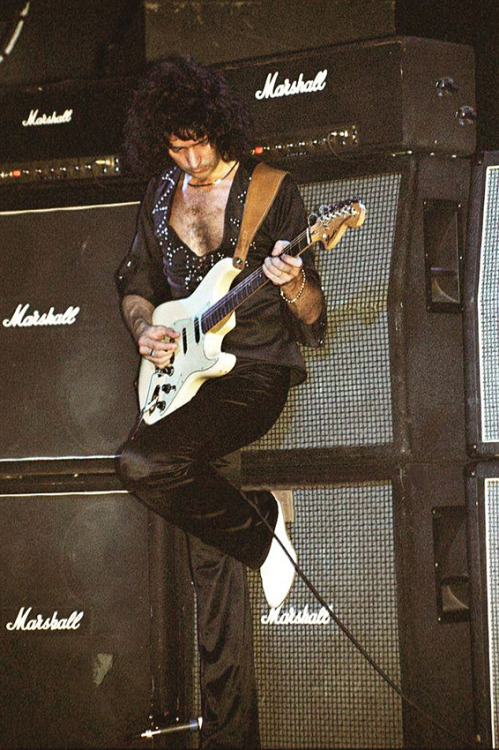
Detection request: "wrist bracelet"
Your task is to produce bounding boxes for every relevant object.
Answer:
[280,268,306,304]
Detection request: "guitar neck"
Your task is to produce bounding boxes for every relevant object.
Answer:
[202,226,312,333]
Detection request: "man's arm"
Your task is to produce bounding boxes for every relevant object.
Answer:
[262,241,325,325]
[122,294,178,367]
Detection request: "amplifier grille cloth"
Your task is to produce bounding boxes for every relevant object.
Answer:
[0,493,151,746]
[247,173,401,450]
[191,483,402,748]
[485,478,499,746]
[0,201,140,461]
[478,166,499,443]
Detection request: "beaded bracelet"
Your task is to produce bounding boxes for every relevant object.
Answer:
[280,267,307,304]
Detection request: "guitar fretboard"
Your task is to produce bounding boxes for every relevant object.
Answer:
[201,225,311,333]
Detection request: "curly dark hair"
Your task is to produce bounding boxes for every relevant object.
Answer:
[123,55,254,179]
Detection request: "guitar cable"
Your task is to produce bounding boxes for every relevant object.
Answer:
[244,491,476,749]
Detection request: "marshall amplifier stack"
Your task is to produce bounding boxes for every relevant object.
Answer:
[0,74,144,470]
[157,37,483,750]
[227,37,479,750]
[0,35,494,750]
[0,71,161,750]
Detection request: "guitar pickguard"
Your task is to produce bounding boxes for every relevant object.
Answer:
[137,257,239,424]
[142,310,235,422]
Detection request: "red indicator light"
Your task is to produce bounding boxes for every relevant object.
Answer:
[253,145,264,156]
[12,169,22,178]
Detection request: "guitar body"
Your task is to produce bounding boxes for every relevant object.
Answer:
[138,257,241,425]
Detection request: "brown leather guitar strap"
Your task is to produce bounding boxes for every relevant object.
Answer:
[232,162,288,269]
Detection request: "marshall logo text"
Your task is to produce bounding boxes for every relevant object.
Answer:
[5,606,85,632]
[22,108,73,127]
[255,69,328,100]
[2,303,80,328]
[261,603,331,625]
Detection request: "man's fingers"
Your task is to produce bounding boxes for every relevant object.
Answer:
[263,253,303,287]
[280,253,303,268]
[271,239,290,257]
[138,325,179,361]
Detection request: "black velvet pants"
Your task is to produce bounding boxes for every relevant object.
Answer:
[117,360,291,747]
[118,360,290,569]
[187,535,261,749]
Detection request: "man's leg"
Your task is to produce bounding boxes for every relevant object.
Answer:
[117,362,289,569]
[187,534,260,750]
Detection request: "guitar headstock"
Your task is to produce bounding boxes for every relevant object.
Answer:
[309,199,366,251]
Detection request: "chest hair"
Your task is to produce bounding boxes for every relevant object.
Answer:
[169,179,233,257]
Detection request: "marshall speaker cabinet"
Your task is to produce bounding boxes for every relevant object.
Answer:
[245,153,470,464]
[0,180,143,471]
[0,477,191,749]
[0,485,149,748]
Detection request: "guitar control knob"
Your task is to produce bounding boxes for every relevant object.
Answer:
[162,384,177,393]
[158,401,166,412]
[165,366,174,375]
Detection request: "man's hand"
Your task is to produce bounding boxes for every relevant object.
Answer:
[262,240,304,294]
[121,294,179,369]
[262,240,324,325]
[138,324,179,368]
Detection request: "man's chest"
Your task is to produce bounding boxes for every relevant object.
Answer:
[169,183,233,257]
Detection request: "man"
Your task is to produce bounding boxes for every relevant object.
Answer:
[116,56,326,748]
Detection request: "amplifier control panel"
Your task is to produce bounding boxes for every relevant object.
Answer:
[0,127,360,184]
[0,155,122,184]
[252,126,359,160]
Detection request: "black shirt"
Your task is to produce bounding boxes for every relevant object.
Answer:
[117,158,326,385]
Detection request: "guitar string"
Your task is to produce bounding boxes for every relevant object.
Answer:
[202,203,358,331]
[145,224,313,412]
[201,227,310,332]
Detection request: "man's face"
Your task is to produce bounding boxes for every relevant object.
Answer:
[167,134,221,180]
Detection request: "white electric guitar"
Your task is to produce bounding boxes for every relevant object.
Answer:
[138,199,366,424]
